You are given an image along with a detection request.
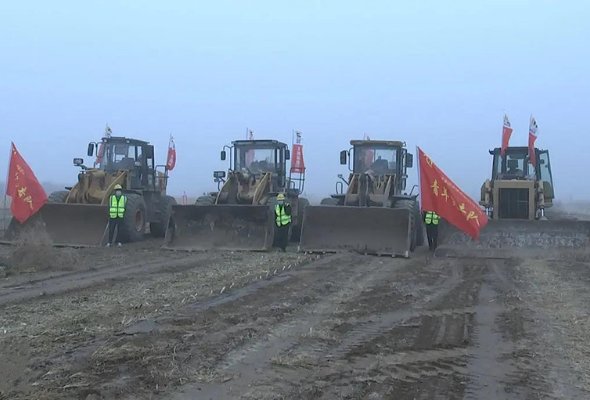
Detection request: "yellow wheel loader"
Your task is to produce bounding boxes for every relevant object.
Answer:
[166,139,308,251]
[441,146,590,250]
[299,140,423,257]
[6,135,175,246]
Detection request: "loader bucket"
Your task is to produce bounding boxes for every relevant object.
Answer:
[298,206,412,257]
[439,219,590,253]
[5,203,109,247]
[166,204,273,251]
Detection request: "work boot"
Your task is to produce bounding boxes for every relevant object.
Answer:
[117,242,122,247]
[106,243,111,248]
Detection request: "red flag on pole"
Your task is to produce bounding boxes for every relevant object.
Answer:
[290,131,305,174]
[528,116,538,167]
[418,147,488,239]
[6,143,48,223]
[500,114,513,157]
[166,135,176,171]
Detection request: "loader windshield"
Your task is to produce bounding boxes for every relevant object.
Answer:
[495,151,535,180]
[354,145,399,176]
[97,142,142,171]
[235,145,279,174]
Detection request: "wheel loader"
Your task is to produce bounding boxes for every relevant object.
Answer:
[6,135,176,246]
[440,146,590,250]
[299,139,423,257]
[166,139,309,251]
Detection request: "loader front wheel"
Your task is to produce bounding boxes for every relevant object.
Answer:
[150,195,176,238]
[120,194,146,243]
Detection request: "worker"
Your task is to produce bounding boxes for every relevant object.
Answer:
[274,193,292,252]
[423,210,441,251]
[107,184,127,247]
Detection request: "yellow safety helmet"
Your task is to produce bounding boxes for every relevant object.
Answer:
[277,193,285,201]
[114,184,123,190]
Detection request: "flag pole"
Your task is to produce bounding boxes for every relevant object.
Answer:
[415,146,422,212]
[3,143,13,232]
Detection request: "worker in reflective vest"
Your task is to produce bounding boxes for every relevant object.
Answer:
[107,184,127,247]
[423,210,441,251]
[274,193,292,252]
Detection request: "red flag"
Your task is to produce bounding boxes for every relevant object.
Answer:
[500,114,513,157]
[290,144,306,173]
[528,116,538,167]
[166,136,176,171]
[418,147,488,239]
[6,143,48,223]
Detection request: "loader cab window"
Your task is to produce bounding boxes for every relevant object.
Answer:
[235,146,279,174]
[495,151,533,180]
[99,143,143,171]
[354,146,399,175]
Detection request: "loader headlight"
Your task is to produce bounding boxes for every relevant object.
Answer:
[73,158,84,166]
[214,171,226,179]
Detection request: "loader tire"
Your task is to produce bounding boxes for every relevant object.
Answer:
[320,197,339,206]
[290,197,310,242]
[394,199,419,252]
[120,194,146,243]
[195,195,215,205]
[48,190,69,203]
[150,195,176,238]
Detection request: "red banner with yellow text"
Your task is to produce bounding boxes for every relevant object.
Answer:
[418,147,488,239]
[6,143,48,223]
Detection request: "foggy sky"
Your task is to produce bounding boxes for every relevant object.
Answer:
[1,1,589,202]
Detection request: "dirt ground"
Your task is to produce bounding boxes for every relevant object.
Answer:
[1,239,590,399]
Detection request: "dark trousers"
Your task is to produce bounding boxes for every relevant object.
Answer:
[425,224,438,251]
[108,218,122,244]
[274,224,290,251]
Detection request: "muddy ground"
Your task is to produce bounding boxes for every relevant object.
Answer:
[1,240,590,399]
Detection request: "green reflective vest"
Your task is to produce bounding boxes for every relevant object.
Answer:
[275,204,291,227]
[109,195,127,219]
[424,211,440,225]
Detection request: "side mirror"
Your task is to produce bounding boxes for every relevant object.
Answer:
[87,143,95,157]
[221,150,226,161]
[73,158,84,166]
[405,153,414,168]
[145,145,154,159]
[285,149,291,160]
[213,170,226,179]
[340,150,347,165]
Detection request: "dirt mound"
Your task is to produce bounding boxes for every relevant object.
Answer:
[6,244,80,275]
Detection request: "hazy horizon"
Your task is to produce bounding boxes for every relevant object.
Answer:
[2,1,589,202]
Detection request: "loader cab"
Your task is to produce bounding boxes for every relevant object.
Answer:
[490,147,552,186]
[344,140,411,193]
[228,139,290,187]
[88,137,157,191]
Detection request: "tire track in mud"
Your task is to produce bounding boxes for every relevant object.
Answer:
[0,253,205,306]
[167,254,417,400]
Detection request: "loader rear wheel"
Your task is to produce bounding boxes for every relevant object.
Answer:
[120,194,146,243]
[150,195,177,238]
[48,191,69,203]
[394,199,420,252]
[320,198,339,206]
